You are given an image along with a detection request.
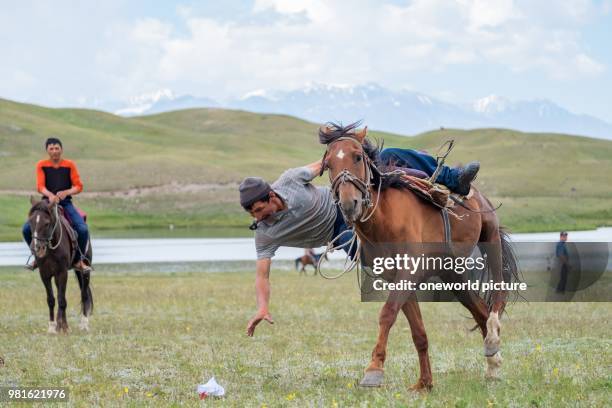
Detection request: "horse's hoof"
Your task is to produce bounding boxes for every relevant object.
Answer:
[56,321,69,334]
[79,316,89,332]
[409,380,433,392]
[359,369,384,387]
[485,352,503,379]
[47,321,57,334]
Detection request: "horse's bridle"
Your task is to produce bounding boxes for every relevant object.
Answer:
[31,205,63,251]
[324,136,380,222]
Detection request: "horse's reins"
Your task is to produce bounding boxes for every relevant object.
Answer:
[428,139,454,184]
[316,228,361,279]
[315,136,370,280]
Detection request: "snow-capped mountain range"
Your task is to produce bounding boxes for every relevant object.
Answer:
[114,89,219,116]
[107,84,612,140]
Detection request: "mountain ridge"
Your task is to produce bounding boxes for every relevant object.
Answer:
[106,83,612,140]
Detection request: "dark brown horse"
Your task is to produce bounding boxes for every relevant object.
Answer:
[320,123,518,390]
[27,197,93,333]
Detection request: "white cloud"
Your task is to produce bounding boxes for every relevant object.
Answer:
[131,18,173,43]
[574,53,606,75]
[467,0,521,29]
[253,0,332,22]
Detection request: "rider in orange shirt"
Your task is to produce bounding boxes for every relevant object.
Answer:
[22,137,91,273]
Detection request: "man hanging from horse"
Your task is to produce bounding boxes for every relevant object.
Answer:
[240,122,480,336]
[22,137,92,274]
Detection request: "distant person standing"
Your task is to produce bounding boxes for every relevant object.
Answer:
[555,231,569,293]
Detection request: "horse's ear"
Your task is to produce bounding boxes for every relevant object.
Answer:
[47,200,57,209]
[319,125,331,135]
[30,195,39,206]
[355,126,368,143]
[318,125,333,143]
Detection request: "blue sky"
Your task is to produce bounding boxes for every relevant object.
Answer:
[1,0,611,122]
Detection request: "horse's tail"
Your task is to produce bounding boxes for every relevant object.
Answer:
[472,227,521,317]
[469,227,521,331]
[483,227,521,314]
[295,257,301,270]
[499,227,521,307]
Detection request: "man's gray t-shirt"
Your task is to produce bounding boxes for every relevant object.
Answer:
[255,167,337,259]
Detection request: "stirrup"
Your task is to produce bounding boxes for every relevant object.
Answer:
[24,261,38,271]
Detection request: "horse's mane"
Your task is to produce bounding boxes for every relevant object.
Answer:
[319,121,413,191]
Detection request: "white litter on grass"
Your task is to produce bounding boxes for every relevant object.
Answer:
[197,377,225,399]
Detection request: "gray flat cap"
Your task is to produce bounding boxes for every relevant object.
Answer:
[239,177,272,209]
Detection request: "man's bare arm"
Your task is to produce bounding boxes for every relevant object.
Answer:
[255,258,271,312]
[247,258,274,336]
[305,160,324,177]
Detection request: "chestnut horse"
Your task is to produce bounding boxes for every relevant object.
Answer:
[27,198,93,333]
[320,123,518,390]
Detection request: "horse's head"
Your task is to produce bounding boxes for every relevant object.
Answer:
[320,122,373,223]
[28,196,58,258]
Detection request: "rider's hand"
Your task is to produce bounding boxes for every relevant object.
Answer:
[56,190,68,200]
[246,309,274,337]
[49,194,60,204]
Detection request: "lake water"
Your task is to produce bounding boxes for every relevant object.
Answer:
[1,228,611,267]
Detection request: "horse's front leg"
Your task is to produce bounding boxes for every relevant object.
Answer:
[54,269,69,333]
[359,300,402,387]
[401,300,433,390]
[40,272,56,333]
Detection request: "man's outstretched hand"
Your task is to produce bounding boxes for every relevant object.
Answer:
[246,310,274,336]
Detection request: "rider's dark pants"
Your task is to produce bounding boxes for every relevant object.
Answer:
[379,147,460,191]
[23,200,89,260]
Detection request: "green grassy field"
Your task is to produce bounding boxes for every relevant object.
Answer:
[0,267,610,406]
[1,98,611,240]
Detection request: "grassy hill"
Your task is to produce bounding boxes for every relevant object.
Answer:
[1,98,611,240]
